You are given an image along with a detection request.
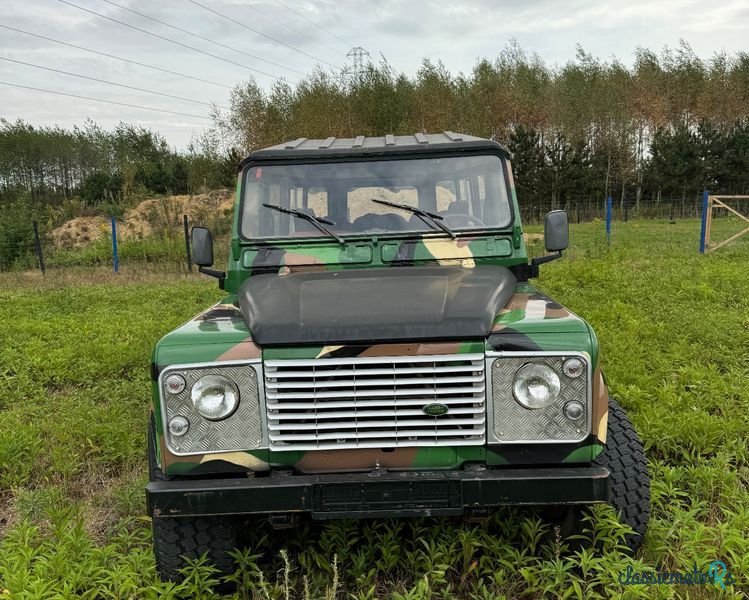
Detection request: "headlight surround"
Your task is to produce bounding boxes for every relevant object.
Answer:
[513,363,561,409]
[191,374,239,420]
[489,353,590,443]
[159,362,262,456]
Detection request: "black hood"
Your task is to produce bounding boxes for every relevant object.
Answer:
[237,265,516,346]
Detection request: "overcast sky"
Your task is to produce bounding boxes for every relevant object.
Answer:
[1,0,748,149]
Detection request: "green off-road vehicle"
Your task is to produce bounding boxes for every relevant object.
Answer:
[146,132,650,580]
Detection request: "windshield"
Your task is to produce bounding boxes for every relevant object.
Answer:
[240,154,511,240]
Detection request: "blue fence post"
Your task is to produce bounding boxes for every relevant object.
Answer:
[699,190,709,254]
[110,216,119,273]
[606,196,612,246]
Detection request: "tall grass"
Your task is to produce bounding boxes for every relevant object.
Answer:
[1,221,747,598]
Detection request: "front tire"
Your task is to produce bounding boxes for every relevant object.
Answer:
[152,516,239,582]
[592,399,650,552]
[148,415,241,581]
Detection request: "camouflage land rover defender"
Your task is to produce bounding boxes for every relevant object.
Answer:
[146,132,650,580]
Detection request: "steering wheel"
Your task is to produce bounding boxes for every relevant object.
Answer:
[442,213,487,228]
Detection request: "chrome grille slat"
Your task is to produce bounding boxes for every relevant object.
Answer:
[268,417,485,431]
[269,365,479,377]
[266,385,484,400]
[266,397,485,410]
[265,354,484,367]
[265,353,486,451]
[265,374,484,389]
[267,407,481,419]
[269,426,485,441]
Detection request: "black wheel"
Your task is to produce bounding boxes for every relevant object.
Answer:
[548,399,650,553]
[152,516,239,582]
[593,398,650,552]
[148,415,242,582]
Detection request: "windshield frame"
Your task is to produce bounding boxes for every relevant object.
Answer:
[237,148,515,244]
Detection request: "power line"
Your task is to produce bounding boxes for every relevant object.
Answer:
[0,23,232,89]
[98,0,306,77]
[235,0,342,57]
[56,0,287,81]
[273,0,352,49]
[0,56,228,109]
[0,80,211,120]
[185,0,340,70]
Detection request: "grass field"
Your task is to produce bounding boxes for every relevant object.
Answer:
[1,220,747,599]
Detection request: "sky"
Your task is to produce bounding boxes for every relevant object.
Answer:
[1,0,748,149]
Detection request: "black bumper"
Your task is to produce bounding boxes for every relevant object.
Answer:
[147,466,609,520]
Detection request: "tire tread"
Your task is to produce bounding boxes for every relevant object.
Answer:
[593,399,651,552]
[152,516,238,582]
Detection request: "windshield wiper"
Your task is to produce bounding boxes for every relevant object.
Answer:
[370,198,456,238]
[262,204,344,245]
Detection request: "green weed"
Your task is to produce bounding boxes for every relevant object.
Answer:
[1,220,747,598]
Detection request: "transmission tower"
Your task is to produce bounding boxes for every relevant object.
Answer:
[345,46,370,81]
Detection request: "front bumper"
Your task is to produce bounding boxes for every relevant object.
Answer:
[147,466,609,520]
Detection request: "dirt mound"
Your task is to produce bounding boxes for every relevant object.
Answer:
[51,190,234,249]
[120,189,233,241]
[50,216,110,248]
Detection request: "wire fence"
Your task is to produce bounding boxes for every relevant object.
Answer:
[0,192,741,275]
[10,213,230,275]
[518,194,705,224]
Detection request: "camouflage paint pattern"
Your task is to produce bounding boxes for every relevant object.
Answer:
[151,154,608,477]
[152,283,607,476]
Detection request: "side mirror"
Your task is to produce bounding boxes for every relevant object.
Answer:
[191,226,225,289]
[191,226,214,267]
[544,210,569,252]
[529,210,569,278]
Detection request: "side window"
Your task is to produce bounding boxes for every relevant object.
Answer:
[436,181,457,212]
[438,179,474,216]
[477,175,486,201]
[458,179,473,204]
[285,184,329,234]
[306,187,328,218]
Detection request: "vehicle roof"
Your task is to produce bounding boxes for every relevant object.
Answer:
[240,132,509,168]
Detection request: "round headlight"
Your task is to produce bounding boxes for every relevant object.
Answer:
[513,363,561,409]
[562,357,585,379]
[191,374,238,420]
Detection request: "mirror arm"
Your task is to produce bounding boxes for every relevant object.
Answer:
[198,266,226,290]
[528,250,563,278]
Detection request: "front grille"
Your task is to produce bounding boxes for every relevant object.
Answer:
[264,354,486,450]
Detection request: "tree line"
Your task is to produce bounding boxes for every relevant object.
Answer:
[0,119,236,267]
[0,119,235,212]
[217,41,749,209]
[3,40,749,268]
